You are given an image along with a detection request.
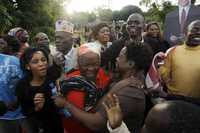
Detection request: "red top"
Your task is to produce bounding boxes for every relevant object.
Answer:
[63,68,111,133]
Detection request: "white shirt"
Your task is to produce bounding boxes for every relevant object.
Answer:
[64,47,78,72]
[179,4,191,24]
[107,121,130,133]
[85,41,112,54]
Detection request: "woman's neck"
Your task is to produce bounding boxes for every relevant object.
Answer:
[31,76,45,86]
[97,40,107,46]
[122,70,144,81]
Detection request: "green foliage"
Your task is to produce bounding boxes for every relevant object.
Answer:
[0,0,14,34]
[120,5,143,21]
[70,12,96,25]
[0,0,67,42]
[143,1,176,29]
[0,0,177,40]
[112,5,143,21]
[112,10,121,21]
[139,0,164,7]
[96,8,113,21]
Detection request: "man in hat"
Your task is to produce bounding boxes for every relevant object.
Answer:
[55,19,78,73]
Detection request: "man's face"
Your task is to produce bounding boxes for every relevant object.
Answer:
[36,33,50,54]
[55,31,73,55]
[178,0,190,7]
[126,14,144,39]
[78,52,100,81]
[186,21,200,46]
[18,30,29,43]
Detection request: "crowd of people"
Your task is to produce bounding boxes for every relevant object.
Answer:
[0,0,200,133]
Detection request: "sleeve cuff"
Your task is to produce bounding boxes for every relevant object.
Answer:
[107,121,130,133]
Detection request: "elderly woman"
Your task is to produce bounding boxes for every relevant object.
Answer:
[61,45,111,133]
[144,22,170,55]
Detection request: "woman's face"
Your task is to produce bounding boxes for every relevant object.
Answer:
[147,24,160,38]
[78,52,100,81]
[116,47,133,73]
[96,26,110,45]
[27,51,48,78]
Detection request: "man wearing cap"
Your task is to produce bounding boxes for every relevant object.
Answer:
[55,19,78,73]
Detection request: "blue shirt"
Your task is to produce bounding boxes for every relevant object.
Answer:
[0,54,24,120]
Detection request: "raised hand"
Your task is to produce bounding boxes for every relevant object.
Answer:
[103,94,123,129]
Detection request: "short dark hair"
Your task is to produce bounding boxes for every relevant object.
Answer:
[167,101,200,133]
[92,22,109,40]
[125,42,152,72]
[147,101,200,133]
[2,35,20,54]
[146,21,160,31]
[191,0,196,4]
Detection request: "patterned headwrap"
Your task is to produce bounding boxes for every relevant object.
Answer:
[78,44,100,57]
[8,27,29,43]
[55,19,74,34]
